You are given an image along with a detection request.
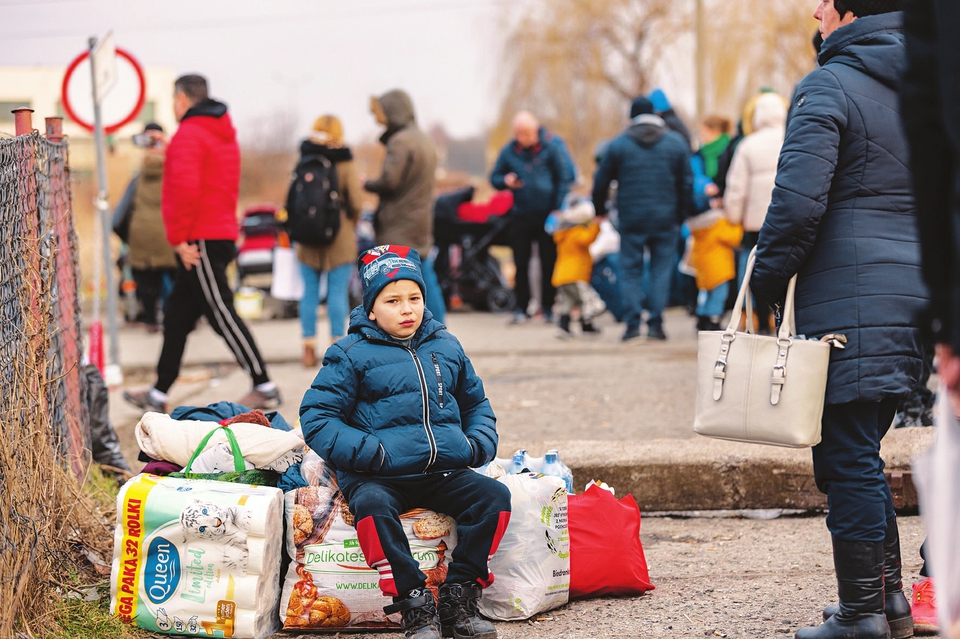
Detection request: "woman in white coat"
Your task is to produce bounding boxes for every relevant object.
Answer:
[723,91,788,331]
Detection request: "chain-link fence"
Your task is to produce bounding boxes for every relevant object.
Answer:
[0,128,92,634]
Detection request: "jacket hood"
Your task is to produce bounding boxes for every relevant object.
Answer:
[625,114,667,147]
[377,89,416,133]
[299,139,353,163]
[752,93,787,131]
[685,209,722,231]
[818,12,905,90]
[648,88,671,113]
[347,305,443,347]
[180,98,235,141]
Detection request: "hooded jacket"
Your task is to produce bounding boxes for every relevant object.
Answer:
[686,210,743,291]
[723,92,787,232]
[364,90,437,255]
[752,13,928,405]
[294,140,362,273]
[299,307,497,494]
[162,99,241,246]
[128,153,177,270]
[489,127,576,218]
[591,114,694,232]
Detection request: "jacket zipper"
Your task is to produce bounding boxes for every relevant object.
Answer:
[431,353,444,408]
[406,347,438,471]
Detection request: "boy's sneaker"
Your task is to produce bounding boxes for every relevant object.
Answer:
[122,389,167,414]
[911,578,938,634]
[384,588,442,639]
[237,387,282,410]
[438,582,497,639]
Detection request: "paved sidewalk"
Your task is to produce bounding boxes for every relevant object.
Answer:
[109,307,933,512]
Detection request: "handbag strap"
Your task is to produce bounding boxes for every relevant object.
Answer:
[770,274,799,406]
[183,425,245,474]
[713,248,758,400]
[713,246,800,405]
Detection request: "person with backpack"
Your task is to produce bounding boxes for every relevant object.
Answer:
[285,115,363,368]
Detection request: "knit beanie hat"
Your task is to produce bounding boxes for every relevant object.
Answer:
[630,96,655,119]
[648,88,671,114]
[311,114,344,145]
[358,245,426,313]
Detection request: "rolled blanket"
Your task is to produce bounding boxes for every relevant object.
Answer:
[136,412,304,470]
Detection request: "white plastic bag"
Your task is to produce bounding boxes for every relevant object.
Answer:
[270,246,304,301]
[479,473,569,620]
[913,386,960,639]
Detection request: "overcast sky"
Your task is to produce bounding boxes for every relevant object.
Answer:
[2,0,515,144]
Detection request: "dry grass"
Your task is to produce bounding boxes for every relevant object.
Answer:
[0,137,120,637]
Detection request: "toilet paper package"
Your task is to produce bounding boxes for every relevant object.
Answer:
[279,454,458,631]
[110,474,284,638]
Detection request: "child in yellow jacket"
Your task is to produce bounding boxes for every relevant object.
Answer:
[546,200,603,338]
[685,209,743,331]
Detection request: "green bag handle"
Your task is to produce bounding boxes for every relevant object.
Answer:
[182,425,245,474]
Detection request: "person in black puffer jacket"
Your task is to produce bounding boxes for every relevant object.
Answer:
[751,3,929,639]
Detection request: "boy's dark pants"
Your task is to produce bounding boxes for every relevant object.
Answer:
[343,469,512,597]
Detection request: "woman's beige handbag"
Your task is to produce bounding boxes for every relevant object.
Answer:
[694,248,835,448]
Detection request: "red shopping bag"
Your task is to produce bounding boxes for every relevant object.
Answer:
[568,484,655,598]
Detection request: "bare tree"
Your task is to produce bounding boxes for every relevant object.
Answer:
[490,0,816,178]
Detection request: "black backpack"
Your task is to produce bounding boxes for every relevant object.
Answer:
[283,154,342,246]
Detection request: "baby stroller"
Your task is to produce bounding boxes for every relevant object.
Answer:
[235,203,298,318]
[433,187,515,312]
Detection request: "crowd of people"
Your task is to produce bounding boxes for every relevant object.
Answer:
[112,0,960,636]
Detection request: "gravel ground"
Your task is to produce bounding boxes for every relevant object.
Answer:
[279,514,929,639]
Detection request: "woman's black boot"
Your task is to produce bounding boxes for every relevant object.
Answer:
[796,538,889,639]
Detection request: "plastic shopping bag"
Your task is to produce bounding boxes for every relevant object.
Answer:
[270,246,304,301]
[478,473,569,620]
[567,484,654,599]
[913,386,960,639]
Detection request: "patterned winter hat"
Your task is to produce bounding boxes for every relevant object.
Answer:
[358,245,426,313]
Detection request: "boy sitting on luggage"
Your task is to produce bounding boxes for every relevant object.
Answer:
[546,199,603,338]
[300,245,511,639]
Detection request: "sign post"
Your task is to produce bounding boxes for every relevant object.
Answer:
[88,31,122,386]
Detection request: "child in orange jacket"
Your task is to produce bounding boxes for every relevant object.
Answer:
[685,209,743,330]
[546,200,603,338]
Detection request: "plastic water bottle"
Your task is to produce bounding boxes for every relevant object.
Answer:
[506,449,528,475]
[541,449,574,493]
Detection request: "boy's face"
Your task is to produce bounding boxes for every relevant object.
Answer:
[368,279,424,340]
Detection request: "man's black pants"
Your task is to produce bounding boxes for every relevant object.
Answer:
[156,239,270,393]
[509,214,557,315]
[343,469,512,597]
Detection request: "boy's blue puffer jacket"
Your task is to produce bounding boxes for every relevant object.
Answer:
[299,307,497,493]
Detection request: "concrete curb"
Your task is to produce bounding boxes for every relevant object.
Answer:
[505,427,934,512]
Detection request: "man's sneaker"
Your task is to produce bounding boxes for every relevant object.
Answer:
[122,389,167,413]
[509,310,528,325]
[911,578,938,634]
[238,387,282,410]
[621,325,641,342]
[647,325,668,341]
[384,588,442,639]
[438,582,497,639]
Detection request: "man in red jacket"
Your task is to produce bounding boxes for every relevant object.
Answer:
[124,74,280,413]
